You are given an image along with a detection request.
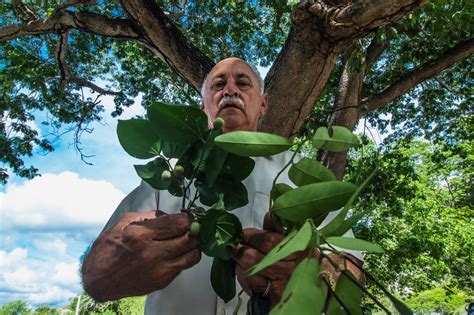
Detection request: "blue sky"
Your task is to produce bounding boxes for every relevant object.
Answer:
[0,93,146,308]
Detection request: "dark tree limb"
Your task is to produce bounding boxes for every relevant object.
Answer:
[55,32,121,96]
[0,10,141,42]
[119,0,214,91]
[259,0,428,137]
[363,38,474,112]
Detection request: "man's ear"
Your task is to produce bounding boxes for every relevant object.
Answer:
[260,94,269,117]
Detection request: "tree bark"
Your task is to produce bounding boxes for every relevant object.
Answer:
[259,0,429,137]
[119,0,214,91]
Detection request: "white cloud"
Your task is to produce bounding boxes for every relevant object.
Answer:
[0,171,125,231]
[34,239,67,255]
[0,248,27,269]
[0,247,81,306]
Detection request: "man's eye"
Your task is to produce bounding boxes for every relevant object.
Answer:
[211,81,225,90]
[237,81,251,89]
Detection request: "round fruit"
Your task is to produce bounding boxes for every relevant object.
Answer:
[173,165,185,178]
[190,222,201,236]
[213,117,225,129]
[161,170,172,180]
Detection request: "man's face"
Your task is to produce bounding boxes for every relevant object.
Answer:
[201,58,268,133]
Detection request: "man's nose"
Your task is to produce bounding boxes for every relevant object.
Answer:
[223,81,239,96]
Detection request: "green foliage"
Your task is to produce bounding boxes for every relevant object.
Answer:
[313,126,360,152]
[214,131,293,156]
[347,138,473,310]
[117,119,161,159]
[271,181,357,225]
[271,258,327,315]
[327,271,363,315]
[117,296,146,315]
[246,220,313,276]
[405,286,471,313]
[288,158,337,186]
[34,305,59,315]
[0,300,30,315]
[211,258,236,303]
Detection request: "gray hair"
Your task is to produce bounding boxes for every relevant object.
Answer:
[200,61,265,97]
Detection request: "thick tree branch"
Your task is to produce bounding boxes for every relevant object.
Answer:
[328,0,428,39]
[363,38,474,111]
[119,0,214,91]
[0,10,140,42]
[259,0,426,137]
[55,32,121,96]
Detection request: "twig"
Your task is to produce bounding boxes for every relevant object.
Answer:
[14,0,38,21]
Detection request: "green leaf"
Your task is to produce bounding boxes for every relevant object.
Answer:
[222,154,255,181]
[117,119,161,159]
[211,258,236,303]
[147,102,209,144]
[167,176,184,197]
[161,141,189,159]
[195,180,220,206]
[270,258,327,315]
[134,160,170,190]
[325,236,385,253]
[320,168,377,237]
[215,131,292,156]
[270,183,293,202]
[288,158,336,186]
[205,146,228,186]
[326,271,363,315]
[246,221,313,276]
[215,177,249,211]
[312,126,360,152]
[387,294,414,315]
[199,210,243,260]
[272,181,357,225]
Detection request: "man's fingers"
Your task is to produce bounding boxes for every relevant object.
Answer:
[153,232,198,260]
[235,264,267,295]
[233,244,295,280]
[129,212,192,240]
[242,228,284,254]
[168,248,201,271]
[263,212,285,234]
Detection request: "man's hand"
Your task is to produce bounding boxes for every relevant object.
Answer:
[233,213,305,306]
[81,211,201,302]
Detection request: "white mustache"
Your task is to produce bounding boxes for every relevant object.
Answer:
[218,95,244,109]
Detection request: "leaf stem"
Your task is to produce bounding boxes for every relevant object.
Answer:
[321,252,391,314]
[322,278,351,314]
[268,139,307,209]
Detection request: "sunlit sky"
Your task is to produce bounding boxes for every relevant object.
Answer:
[0,93,146,308]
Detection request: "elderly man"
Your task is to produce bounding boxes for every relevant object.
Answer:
[82,57,362,314]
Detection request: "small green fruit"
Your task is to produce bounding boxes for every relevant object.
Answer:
[173,165,185,178]
[213,117,225,129]
[190,222,201,236]
[161,170,172,181]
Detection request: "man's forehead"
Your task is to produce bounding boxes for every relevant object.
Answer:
[208,59,257,82]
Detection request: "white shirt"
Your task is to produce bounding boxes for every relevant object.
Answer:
[103,152,361,315]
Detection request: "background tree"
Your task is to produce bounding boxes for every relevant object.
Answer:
[1,0,472,182]
[0,300,30,315]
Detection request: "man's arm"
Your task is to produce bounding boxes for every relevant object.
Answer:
[81,210,201,302]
